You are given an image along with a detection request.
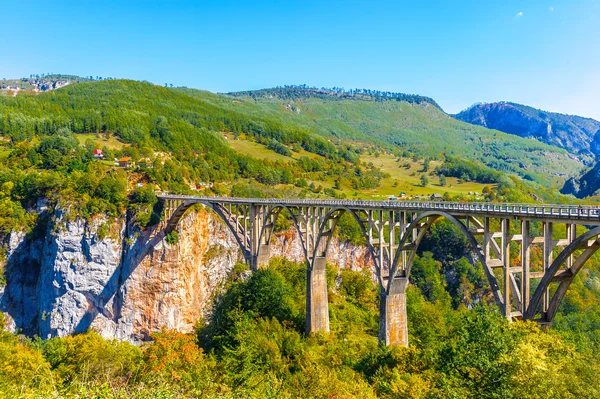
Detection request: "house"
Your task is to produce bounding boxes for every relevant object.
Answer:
[93,149,104,159]
[430,193,443,201]
[388,196,397,201]
[222,134,228,139]
[118,157,133,168]
[398,192,407,198]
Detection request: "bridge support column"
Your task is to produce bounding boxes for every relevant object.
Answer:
[379,277,409,347]
[306,257,330,334]
[255,244,270,269]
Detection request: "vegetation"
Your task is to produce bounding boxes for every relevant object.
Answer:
[1,254,600,398]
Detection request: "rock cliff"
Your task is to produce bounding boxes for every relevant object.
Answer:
[0,206,372,342]
[453,102,600,159]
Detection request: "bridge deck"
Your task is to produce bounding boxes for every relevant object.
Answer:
[158,195,600,224]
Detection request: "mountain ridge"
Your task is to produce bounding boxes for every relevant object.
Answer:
[453,101,600,159]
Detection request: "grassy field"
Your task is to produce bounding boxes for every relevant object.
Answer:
[75,133,126,150]
[361,154,494,199]
[226,136,323,162]
[225,137,493,200]
[181,88,584,185]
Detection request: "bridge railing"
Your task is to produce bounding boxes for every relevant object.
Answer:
[157,194,600,221]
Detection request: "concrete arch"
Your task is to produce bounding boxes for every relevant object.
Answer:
[525,226,600,321]
[312,206,382,282]
[387,211,504,311]
[256,204,310,267]
[163,200,253,263]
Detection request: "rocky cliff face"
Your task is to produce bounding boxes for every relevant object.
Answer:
[0,207,372,342]
[454,102,600,159]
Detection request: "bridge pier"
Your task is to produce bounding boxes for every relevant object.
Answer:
[379,277,409,347]
[306,257,330,334]
[254,244,271,269]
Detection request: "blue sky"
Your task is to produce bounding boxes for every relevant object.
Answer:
[1,0,599,119]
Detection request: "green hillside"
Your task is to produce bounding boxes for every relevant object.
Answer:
[0,79,592,236]
[181,86,584,185]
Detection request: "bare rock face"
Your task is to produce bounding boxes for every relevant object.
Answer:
[269,229,372,271]
[1,206,372,342]
[37,211,125,339]
[113,208,239,341]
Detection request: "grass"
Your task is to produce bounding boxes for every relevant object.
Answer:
[225,138,493,200]
[75,133,126,150]
[184,88,583,185]
[226,136,323,162]
[361,153,494,199]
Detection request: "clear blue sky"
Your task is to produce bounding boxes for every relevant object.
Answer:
[1,0,599,119]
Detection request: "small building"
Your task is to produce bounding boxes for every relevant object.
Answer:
[118,157,133,168]
[430,193,443,201]
[388,196,397,201]
[222,134,228,139]
[93,149,104,159]
[398,192,407,198]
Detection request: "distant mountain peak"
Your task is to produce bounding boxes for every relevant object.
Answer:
[453,101,600,158]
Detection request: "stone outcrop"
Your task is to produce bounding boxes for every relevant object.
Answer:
[0,206,373,342]
[454,102,600,159]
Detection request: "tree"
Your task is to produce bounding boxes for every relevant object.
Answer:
[420,174,429,187]
[440,175,447,186]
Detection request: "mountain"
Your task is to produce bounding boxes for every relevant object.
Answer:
[181,86,584,184]
[453,102,600,159]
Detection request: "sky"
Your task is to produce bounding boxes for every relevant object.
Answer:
[1,0,599,119]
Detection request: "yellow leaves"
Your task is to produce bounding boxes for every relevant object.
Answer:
[507,321,582,399]
[0,340,55,398]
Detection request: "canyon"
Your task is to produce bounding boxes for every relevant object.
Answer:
[0,207,372,342]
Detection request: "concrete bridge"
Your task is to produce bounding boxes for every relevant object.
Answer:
[158,195,600,346]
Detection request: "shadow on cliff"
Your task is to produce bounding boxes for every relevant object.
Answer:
[0,226,45,336]
[74,206,166,338]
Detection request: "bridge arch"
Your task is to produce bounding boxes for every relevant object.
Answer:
[163,200,254,263]
[312,206,381,280]
[312,209,503,310]
[387,211,503,308]
[256,204,310,267]
[526,226,600,322]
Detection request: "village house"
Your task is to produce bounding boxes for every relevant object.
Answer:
[93,149,104,159]
[117,157,133,168]
[430,193,443,201]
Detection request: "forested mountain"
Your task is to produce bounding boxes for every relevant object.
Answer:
[183,86,583,185]
[454,102,600,159]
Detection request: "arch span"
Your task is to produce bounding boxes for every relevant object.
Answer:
[312,206,381,282]
[256,204,310,267]
[526,226,600,321]
[387,211,503,310]
[163,200,253,263]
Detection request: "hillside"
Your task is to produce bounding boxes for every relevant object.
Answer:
[453,102,600,159]
[180,86,584,185]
